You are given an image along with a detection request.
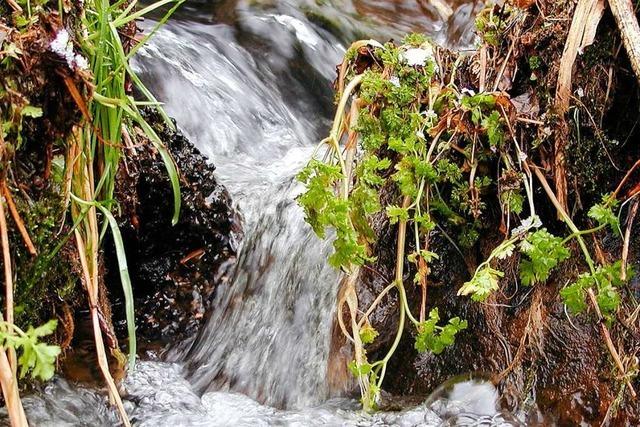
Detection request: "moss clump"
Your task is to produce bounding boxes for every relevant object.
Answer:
[12,185,79,330]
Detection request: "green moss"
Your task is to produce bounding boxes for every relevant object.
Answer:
[12,186,78,327]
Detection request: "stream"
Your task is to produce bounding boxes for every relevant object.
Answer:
[9,1,521,425]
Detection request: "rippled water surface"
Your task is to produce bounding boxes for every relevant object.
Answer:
[7,1,519,425]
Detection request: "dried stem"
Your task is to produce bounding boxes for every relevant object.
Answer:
[554,0,605,216]
[621,197,638,281]
[1,183,37,256]
[74,231,131,426]
[612,159,640,200]
[0,191,16,373]
[0,344,27,427]
[608,0,640,85]
[71,126,131,427]
[5,0,22,13]
[0,196,25,426]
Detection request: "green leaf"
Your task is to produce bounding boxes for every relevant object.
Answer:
[414,160,437,182]
[96,205,137,369]
[482,110,504,147]
[386,205,410,224]
[22,105,43,118]
[359,324,379,344]
[494,241,515,260]
[348,360,373,377]
[560,279,589,314]
[519,229,570,286]
[419,249,439,262]
[2,320,61,381]
[415,309,467,354]
[561,261,630,318]
[458,266,503,301]
[30,319,58,338]
[392,158,418,197]
[588,194,621,235]
[414,213,435,232]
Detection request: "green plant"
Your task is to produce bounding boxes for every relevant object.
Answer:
[297,36,522,410]
[66,2,183,424]
[475,4,514,46]
[0,1,185,425]
[0,320,60,381]
[415,308,467,354]
[298,29,637,410]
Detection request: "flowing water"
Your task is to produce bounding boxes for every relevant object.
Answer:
[7,1,522,425]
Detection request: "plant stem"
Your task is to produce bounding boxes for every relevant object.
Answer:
[1,184,36,256]
[0,343,27,427]
[376,195,411,390]
[0,190,16,374]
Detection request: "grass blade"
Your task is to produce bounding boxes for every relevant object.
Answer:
[96,204,136,369]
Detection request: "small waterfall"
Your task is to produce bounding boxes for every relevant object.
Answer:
[133,10,346,407]
[132,0,481,408]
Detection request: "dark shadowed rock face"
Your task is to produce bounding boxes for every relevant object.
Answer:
[108,110,242,351]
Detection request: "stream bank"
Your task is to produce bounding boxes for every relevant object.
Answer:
[317,2,640,425]
[0,2,240,397]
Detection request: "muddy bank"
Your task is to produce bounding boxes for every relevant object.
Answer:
[321,2,640,425]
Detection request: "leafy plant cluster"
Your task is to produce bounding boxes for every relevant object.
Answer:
[298,31,636,411]
[0,320,60,381]
[475,3,515,46]
[297,34,524,411]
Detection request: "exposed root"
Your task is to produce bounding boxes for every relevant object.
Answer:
[496,289,544,383]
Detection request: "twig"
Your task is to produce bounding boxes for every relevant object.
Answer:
[1,183,37,256]
[5,0,22,13]
[608,0,640,85]
[0,192,17,373]
[612,159,640,200]
[516,117,545,126]
[0,341,27,427]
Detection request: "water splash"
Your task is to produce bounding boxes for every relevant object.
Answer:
[18,362,517,426]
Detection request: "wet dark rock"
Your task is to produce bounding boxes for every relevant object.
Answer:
[357,207,640,425]
[107,110,242,350]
